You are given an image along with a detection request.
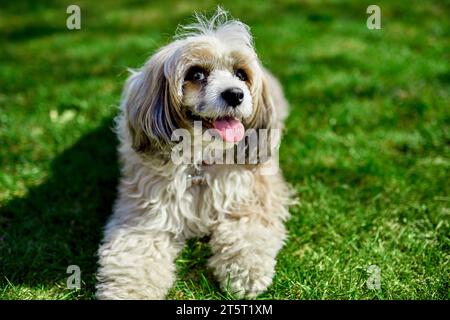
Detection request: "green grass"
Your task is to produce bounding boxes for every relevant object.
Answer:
[0,0,449,300]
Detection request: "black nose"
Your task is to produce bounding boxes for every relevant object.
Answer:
[221,87,244,107]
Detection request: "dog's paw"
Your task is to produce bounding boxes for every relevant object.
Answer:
[226,272,273,299]
[209,256,276,299]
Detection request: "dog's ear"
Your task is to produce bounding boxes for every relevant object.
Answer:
[122,47,187,153]
[246,73,275,130]
[242,71,284,164]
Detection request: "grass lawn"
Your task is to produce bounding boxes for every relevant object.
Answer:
[0,0,449,300]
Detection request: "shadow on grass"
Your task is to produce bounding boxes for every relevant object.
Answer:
[0,119,119,298]
[0,118,219,299]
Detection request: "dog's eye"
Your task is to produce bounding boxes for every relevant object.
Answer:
[235,69,248,81]
[185,67,207,82]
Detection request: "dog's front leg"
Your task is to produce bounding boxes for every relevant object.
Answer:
[208,215,286,298]
[96,223,183,300]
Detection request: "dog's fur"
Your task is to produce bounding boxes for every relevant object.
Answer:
[96,8,293,299]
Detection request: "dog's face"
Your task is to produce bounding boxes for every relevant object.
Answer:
[181,39,257,142]
[123,15,275,152]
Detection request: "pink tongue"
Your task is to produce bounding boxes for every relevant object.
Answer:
[212,117,245,142]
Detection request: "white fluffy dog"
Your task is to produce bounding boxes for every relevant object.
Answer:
[96,8,294,300]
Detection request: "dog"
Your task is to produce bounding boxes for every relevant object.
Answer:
[96,8,294,299]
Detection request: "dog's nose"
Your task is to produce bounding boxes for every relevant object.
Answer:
[221,87,244,107]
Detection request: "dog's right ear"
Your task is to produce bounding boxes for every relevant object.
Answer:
[120,70,150,152]
[121,47,186,153]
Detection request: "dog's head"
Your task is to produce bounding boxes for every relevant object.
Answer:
[122,8,275,154]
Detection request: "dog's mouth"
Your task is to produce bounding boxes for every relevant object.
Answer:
[186,111,245,142]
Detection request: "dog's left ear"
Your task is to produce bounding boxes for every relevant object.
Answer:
[122,46,187,153]
[243,69,287,163]
[246,73,275,130]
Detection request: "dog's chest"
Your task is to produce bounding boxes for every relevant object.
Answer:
[170,165,255,238]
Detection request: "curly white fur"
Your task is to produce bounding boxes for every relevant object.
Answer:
[96,8,294,300]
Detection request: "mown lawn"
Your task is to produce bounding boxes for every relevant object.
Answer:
[0,0,448,299]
